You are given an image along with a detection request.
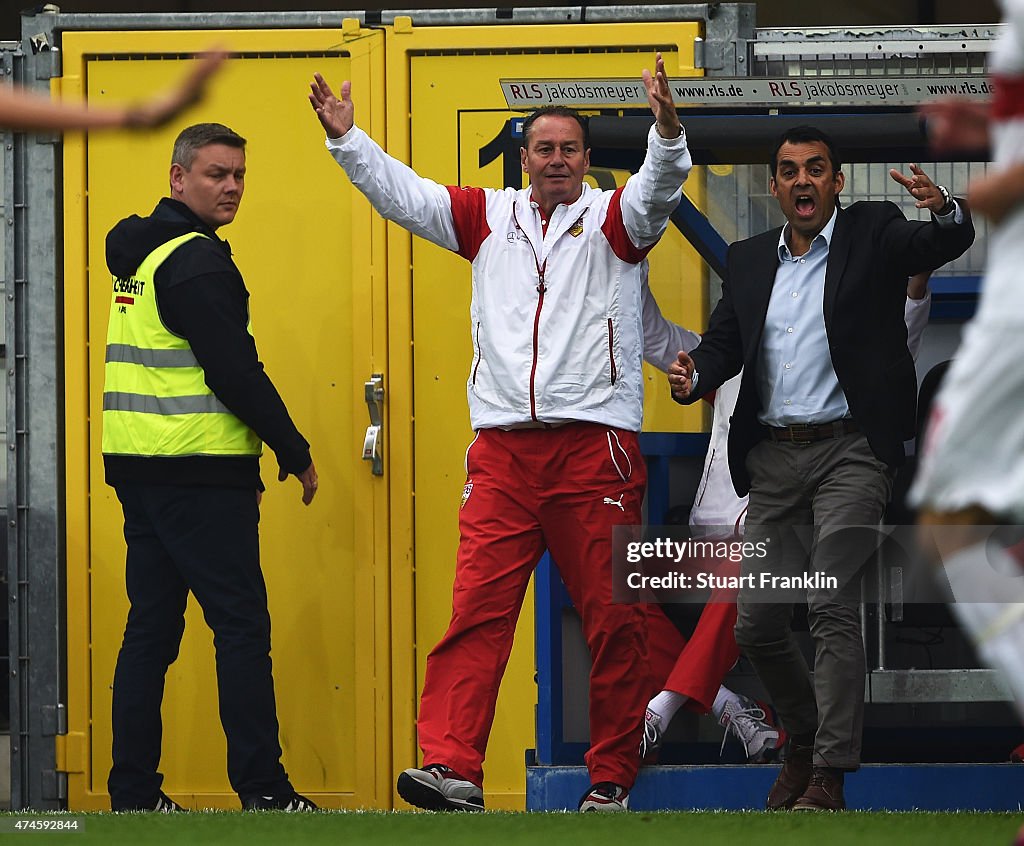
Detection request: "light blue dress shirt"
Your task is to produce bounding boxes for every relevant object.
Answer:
[757,207,847,427]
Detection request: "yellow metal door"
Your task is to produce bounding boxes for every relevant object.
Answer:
[386,21,705,808]
[61,27,391,809]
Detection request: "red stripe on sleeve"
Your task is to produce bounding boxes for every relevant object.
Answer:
[601,186,653,264]
[447,186,491,261]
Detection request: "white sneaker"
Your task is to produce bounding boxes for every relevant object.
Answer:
[719,694,786,763]
[397,764,484,811]
[578,782,629,812]
[639,708,664,761]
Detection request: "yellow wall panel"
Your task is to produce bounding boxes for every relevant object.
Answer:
[61,19,710,813]
[62,29,389,810]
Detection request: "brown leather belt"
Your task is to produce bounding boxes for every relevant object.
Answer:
[766,419,859,445]
[499,420,573,431]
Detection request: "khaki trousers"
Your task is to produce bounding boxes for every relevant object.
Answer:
[735,432,892,770]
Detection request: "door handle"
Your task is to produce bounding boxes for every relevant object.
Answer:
[363,374,384,476]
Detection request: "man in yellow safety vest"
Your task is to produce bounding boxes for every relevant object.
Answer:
[102,122,318,813]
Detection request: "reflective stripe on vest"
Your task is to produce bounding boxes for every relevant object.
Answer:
[101,231,262,458]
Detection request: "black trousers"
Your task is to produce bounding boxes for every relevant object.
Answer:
[107,483,292,808]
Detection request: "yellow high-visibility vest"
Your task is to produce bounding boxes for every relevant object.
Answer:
[101,231,262,458]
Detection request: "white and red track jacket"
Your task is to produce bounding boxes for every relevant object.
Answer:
[326,124,692,432]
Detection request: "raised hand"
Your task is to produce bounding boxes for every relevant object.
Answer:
[889,164,947,213]
[309,73,353,139]
[641,52,682,140]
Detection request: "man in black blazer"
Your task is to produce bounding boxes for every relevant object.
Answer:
[669,126,974,811]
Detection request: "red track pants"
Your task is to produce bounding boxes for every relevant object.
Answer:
[416,423,649,789]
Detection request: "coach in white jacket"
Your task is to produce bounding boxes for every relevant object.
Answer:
[311,55,691,813]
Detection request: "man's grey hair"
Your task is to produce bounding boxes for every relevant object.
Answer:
[171,123,246,170]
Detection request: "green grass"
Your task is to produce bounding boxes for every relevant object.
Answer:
[1,810,1021,846]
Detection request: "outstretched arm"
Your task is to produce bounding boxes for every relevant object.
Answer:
[888,163,951,214]
[311,72,461,251]
[640,265,701,370]
[919,99,991,155]
[616,54,692,250]
[0,51,223,132]
[880,168,974,277]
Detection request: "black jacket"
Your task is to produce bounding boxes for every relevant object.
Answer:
[680,200,975,496]
[104,198,311,489]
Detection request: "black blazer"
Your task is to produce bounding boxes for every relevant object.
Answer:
[682,200,975,496]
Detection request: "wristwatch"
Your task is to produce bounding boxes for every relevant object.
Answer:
[936,184,955,216]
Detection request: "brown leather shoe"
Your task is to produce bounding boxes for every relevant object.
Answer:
[792,767,846,811]
[765,743,813,810]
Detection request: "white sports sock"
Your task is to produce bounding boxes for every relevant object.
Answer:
[711,685,743,722]
[647,690,688,725]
